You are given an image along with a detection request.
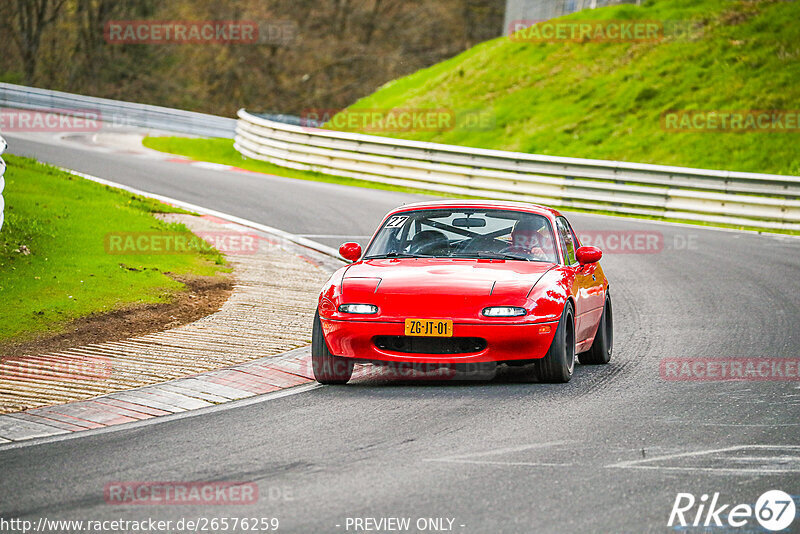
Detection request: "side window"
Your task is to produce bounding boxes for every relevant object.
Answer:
[565,219,580,249]
[556,218,576,265]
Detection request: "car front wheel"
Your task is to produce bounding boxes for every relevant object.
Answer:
[537,301,575,383]
[312,311,353,384]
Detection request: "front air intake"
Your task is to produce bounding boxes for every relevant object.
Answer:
[374,336,487,355]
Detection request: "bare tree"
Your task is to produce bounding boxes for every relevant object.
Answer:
[0,0,506,115]
[0,0,68,84]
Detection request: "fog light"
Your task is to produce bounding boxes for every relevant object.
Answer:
[338,303,379,314]
[482,306,527,317]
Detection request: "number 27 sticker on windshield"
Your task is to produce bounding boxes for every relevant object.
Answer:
[385,216,409,228]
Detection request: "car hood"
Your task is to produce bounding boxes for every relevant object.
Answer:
[341,258,555,319]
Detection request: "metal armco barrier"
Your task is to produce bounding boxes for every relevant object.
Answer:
[0,83,235,138]
[0,135,6,231]
[235,109,800,231]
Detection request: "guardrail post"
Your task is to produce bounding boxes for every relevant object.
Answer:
[0,135,6,231]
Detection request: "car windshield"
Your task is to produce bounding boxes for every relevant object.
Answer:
[364,208,559,263]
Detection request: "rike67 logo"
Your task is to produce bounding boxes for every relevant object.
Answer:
[669,490,796,531]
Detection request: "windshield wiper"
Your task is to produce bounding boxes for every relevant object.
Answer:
[365,252,436,259]
[451,251,531,261]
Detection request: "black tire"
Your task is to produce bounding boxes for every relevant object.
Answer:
[312,311,353,384]
[537,301,576,383]
[579,294,613,365]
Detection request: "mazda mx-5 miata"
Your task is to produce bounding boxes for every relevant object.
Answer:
[313,200,612,384]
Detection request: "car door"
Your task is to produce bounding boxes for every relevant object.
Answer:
[561,217,605,345]
[555,217,595,345]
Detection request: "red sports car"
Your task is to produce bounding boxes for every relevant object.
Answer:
[312,200,612,384]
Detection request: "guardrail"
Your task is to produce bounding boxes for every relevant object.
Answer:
[235,109,800,231]
[0,83,235,138]
[0,135,6,231]
[503,0,640,35]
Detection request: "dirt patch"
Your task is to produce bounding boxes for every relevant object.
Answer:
[719,0,773,26]
[0,274,234,358]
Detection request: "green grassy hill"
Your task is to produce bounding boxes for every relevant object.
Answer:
[333,0,800,175]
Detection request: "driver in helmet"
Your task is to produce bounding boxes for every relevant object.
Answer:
[509,218,555,261]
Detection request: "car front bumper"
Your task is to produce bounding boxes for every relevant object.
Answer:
[319,317,559,364]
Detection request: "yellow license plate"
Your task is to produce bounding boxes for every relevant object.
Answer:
[404,318,453,337]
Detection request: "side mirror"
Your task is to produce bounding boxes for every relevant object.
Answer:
[339,242,362,262]
[576,246,602,265]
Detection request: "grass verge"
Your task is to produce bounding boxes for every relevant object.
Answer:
[0,154,229,345]
[142,136,442,197]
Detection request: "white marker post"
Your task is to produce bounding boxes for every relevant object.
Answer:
[0,134,6,231]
